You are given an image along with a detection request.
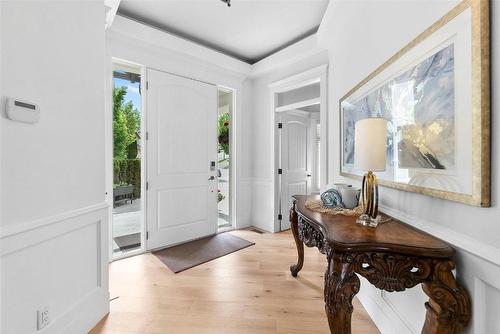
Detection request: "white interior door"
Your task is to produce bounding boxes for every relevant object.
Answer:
[279,111,311,230]
[146,69,218,250]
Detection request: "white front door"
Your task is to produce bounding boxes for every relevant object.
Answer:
[146,69,218,250]
[279,112,311,230]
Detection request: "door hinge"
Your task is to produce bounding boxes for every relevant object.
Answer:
[146,182,149,190]
[278,122,283,129]
[278,214,283,220]
[146,131,149,140]
[278,169,282,175]
[146,231,149,240]
[146,81,149,90]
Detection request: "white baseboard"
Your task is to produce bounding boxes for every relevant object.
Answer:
[44,288,109,334]
[357,281,415,334]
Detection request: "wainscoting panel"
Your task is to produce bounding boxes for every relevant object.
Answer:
[356,210,500,334]
[251,179,274,232]
[0,204,109,334]
[236,178,253,229]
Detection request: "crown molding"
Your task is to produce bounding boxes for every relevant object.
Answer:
[108,15,327,79]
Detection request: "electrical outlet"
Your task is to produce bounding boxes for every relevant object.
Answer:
[37,307,50,330]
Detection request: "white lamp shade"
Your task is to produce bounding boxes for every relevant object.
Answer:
[354,118,388,172]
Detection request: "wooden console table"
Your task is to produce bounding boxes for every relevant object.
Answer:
[289,195,470,334]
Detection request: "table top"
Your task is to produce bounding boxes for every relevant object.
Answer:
[293,195,454,259]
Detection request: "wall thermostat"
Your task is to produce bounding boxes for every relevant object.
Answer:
[6,98,40,124]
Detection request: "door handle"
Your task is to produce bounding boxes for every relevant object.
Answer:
[307,174,312,177]
[208,176,216,180]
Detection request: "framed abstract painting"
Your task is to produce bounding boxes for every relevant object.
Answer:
[340,0,490,206]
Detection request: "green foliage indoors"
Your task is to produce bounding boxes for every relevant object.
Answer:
[113,86,140,160]
[217,113,230,155]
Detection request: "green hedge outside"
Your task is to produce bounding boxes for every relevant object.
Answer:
[114,159,141,199]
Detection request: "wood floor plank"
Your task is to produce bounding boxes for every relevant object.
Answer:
[90,230,380,334]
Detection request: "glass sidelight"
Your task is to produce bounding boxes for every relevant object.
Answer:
[112,64,143,257]
[217,88,233,230]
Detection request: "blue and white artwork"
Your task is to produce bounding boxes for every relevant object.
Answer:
[342,43,455,171]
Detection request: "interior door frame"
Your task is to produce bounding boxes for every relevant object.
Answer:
[269,64,328,232]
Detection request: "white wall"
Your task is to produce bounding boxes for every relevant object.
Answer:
[319,1,500,333]
[107,16,255,230]
[1,1,109,333]
[249,51,328,232]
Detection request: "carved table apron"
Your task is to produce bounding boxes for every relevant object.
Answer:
[289,195,470,334]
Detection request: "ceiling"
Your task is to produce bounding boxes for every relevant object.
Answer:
[118,0,329,64]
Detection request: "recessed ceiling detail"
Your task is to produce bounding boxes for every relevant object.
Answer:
[117,0,329,64]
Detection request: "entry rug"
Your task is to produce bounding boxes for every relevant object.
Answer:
[153,232,255,273]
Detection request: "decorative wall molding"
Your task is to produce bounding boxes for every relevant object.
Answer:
[252,35,326,78]
[108,16,327,80]
[1,205,109,333]
[0,201,108,240]
[104,0,121,29]
[45,287,109,334]
[356,206,500,334]
[379,204,500,266]
[109,15,252,77]
[357,286,418,334]
[380,290,419,334]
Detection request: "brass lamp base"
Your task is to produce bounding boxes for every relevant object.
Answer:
[356,170,381,228]
[356,213,382,227]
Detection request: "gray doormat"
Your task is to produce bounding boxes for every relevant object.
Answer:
[153,232,255,273]
[114,232,141,251]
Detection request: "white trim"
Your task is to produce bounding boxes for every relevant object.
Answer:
[107,58,147,261]
[283,109,314,118]
[104,0,121,30]
[269,65,326,91]
[275,97,321,113]
[108,16,327,79]
[471,272,500,334]
[1,206,108,257]
[217,85,238,231]
[270,64,328,232]
[356,287,413,334]
[473,276,487,334]
[252,34,326,77]
[380,204,500,266]
[0,202,108,240]
[57,288,109,334]
[109,15,252,76]
[0,205,110,332]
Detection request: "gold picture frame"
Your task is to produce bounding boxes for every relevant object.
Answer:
[339,0,490,207]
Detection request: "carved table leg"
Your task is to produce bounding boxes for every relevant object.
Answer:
[421,260,471,334]
[324,252,360,334]
[290,200,304,277]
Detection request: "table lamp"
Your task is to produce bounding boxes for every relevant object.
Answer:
[354,118,388,227]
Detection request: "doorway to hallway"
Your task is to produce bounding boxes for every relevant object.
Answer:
[270,65,328,232]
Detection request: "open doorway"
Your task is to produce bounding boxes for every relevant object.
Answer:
[111,62,144,257]
[217,87,234,231]
[271,65,328,232]
[277,106,320,231]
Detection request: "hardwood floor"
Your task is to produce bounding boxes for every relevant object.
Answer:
[90,229,380,334]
